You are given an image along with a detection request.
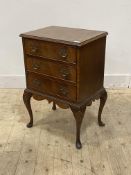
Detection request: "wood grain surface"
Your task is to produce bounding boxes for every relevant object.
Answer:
[20,26,108,46]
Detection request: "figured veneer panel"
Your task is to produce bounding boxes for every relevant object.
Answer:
[27,72,77,102]
[25,56,76,83]
[23,38,76,64]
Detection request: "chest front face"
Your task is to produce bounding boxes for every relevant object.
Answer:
[21,26,107,103]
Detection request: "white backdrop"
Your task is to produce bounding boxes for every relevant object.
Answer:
[0,0,131,88]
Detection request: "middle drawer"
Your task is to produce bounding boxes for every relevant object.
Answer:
[25,56,76,83]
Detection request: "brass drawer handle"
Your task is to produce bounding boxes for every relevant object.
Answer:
[59,86,68,96]
[33,64,40,70]
[60,68,69,79]
[33,79,41,86]
[59,47,68,59]
[30,47,38,54]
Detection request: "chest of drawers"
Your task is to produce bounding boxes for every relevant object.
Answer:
[20,26,108,149]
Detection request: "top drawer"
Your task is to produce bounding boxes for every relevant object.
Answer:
[23,38,76,64]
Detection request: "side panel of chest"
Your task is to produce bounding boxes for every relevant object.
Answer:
[77,37,107,102]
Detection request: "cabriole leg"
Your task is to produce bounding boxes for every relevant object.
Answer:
[98,89,107,127]
[70,105,86,149]
[23,90,33,128]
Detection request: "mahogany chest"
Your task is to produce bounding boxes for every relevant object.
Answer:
[20,26,108,149]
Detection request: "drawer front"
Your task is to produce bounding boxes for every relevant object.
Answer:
[26,56,76,83]
[24,39,76,63]
[27,72,76,101]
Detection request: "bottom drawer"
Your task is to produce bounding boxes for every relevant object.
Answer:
[27,72,76,101]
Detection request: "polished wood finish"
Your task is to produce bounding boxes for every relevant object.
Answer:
[27,72,77,101]
[26,55,76,83]
[24,38,76,63]
[20,26,108,149]
[20,26,107,46]
[77,37,106,101]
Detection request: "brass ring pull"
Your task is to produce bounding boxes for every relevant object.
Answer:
[33,64,40,70]
[59,86,68,96]
[60,68,69,79]
[30,47,38,54]
[59,47,68,59]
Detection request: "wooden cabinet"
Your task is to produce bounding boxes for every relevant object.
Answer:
[20,26,108,149]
